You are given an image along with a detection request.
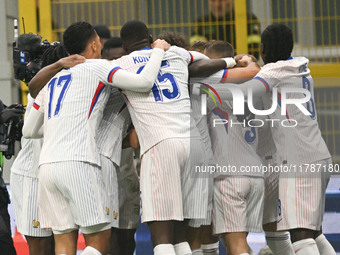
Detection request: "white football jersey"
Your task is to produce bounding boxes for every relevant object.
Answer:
[255,57,331,165]
[11,94,43,178]
[34,59,122,166]
[208,98,264,177]
[115,46,194,155]
[256,113,278,166]
[96,87,131,166]
[191,86,214,165]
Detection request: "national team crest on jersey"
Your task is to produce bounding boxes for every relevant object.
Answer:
[106,207,110,215]
[32,219,40,228]
[113,211,118,220]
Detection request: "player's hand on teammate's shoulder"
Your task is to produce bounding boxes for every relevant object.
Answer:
[57,54,86,69]
[151,39,171,51]
[234,54,257,67]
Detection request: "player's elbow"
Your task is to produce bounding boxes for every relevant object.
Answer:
[188,61,203,78]
[22,124,42,139]
[244,65,261,79]
[137,78,155,92]
[28,87,39,99]
[22,124,34,139]
[28,78,43,98]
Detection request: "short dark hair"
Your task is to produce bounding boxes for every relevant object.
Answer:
[261,24,294,63]
[63,21,97,55]
[205,40,234,58]
[120,20,150,44]
[157,31,189,49]
[190,40,208,53]
[103,37,123,51]
[94,25,111,39]
[41,44,69,68]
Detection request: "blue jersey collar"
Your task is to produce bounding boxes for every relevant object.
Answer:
[138,47,151,51]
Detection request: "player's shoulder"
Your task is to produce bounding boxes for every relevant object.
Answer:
[71,59,115,70]
[261,57,309,74]
[82,58,116,67]
[168,45,187,54]
[165,46,190,60]
[288,56,309,67]
[116,50,151,70]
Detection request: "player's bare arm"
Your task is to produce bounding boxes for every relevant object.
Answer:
[224,55,260,80]
[28,54,86,98]
[189,51,260,80]
[188,51,236,78]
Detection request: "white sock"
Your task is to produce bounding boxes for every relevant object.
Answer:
[265,231,295,255]
[192,248,204,255]
[292,238,320,254]
[258,245,273,255]
[81,246,102,255]
[315,234,336,255]
[201,241,219,254]
[174,242,192,255]
[239,253,250,255]
[154,244,176,255]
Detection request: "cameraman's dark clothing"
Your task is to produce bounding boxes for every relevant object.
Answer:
[0,101,4,125]
[191,10,261,59]
[0,172,16,255]
[0,99,17,254]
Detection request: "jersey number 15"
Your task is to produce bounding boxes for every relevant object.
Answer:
[137,63,180,102]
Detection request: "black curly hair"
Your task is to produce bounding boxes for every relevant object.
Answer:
[41,44,69,68]
[261,24,293,64]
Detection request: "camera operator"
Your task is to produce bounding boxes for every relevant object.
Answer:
[0,103,25,125]
[0,100,24,255]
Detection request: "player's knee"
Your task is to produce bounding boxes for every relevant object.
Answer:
[222,232,249,254]
[26,236,54,255]
[290,228,316,243]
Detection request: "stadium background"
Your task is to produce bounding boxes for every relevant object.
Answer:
[0,0,339,254]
